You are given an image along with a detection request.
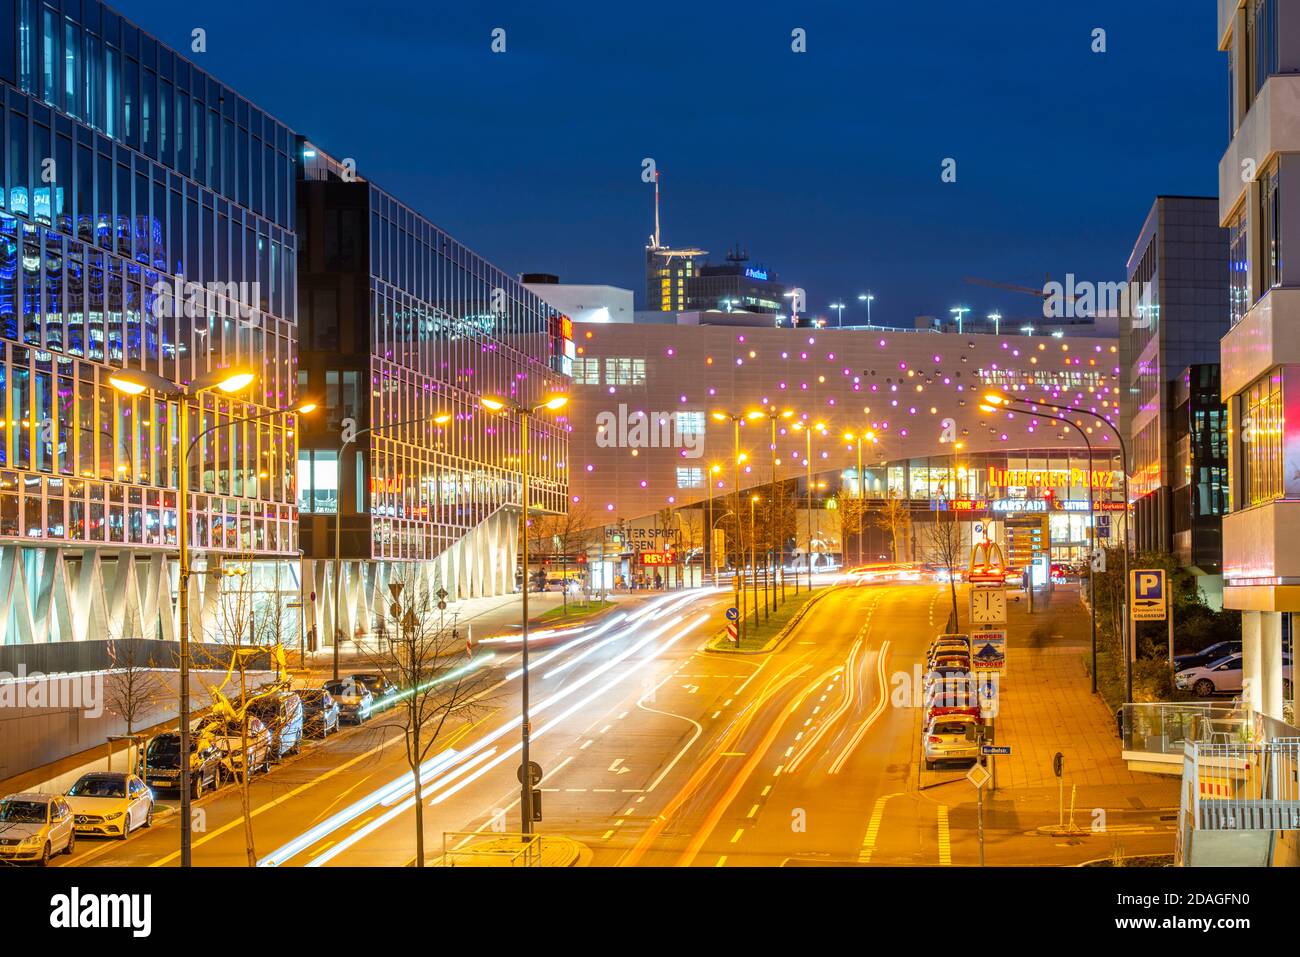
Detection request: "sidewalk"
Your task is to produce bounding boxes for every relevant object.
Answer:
[934,583,1178,863]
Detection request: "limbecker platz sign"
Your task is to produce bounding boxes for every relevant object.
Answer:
[986,466,1117,490]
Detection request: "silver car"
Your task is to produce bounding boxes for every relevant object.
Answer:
[922,714,983,771]
[0,792,77,864]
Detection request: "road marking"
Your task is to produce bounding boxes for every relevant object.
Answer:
[730,828,744,843]
[618,711,629,719]
[859,792,902,863]
[580,739,594,750]
[711,710,721,719]
[937,805,952,866]
[593,788,617,793]
[601,829,614,840]
[614,819,625,826]
[600,724,612,734]
[773,765,783,777]
[829,641,893,774]
[719,751,746,757]
[761,785,771,797]
[608,758,625,772]
[784,746,794,758]
[723,698,733,707]
[565,788,587,792]
[716,855,728,867]
[747,805,759,818]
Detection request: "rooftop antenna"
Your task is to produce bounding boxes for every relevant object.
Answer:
[726,244,749,264]
[651,170,662,249]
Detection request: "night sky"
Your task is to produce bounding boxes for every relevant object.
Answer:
[116,0,1224,324]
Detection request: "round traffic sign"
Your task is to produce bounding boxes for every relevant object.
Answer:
[517,761,543,787]
[725,606,740,621]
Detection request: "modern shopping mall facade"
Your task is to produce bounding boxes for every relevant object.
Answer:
[0,2,567,647]
[566,315,1123,572]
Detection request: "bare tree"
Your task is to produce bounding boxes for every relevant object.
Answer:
[925,506,965,629]
[103,638,166,740]
[830,493,869,569]
[873,490,913,562]
[380,578,494,866]
[529,502,596,611]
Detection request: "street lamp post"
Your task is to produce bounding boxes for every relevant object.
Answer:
[842,430,875,568]
[981,400,1098,692]
[986,391,1131,699]
[706,464,721,586]
[713,410,764,639]
[858,293,874,326]
[764,408,794,613]
[109,366,315,868]
[749,495,760,625]
[480,393,569,836]
[791,420,826,591]
[829,302,846,327]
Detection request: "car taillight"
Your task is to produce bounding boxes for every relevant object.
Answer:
[928,736,942,744]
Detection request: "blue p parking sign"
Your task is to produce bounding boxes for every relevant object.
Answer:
[1130,568,1167,621]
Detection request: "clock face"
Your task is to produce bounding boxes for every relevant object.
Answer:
[971,588,1006,622]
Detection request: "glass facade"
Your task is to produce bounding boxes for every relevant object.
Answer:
[0,0,300,560]
[297,145,569,563]
[1240,369,1284,508]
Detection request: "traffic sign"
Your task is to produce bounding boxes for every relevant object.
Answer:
[436,587,448,600]
[438,600,447,611]
[967,762,992,789]
[981,745,1012,756]
[517,761,543,787]
[725,606,740,621]
[1053,752,1064,778]
[1130,568,1168,621]
[727,623,738,645]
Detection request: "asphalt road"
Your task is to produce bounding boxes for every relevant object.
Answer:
[54,581,1172,867]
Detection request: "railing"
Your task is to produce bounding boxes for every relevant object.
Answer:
[1120,702,1252,757]
[1182,738,1300,833]
[440,831,543,867]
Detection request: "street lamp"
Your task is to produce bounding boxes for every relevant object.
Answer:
[712,409,765,637]
[858,293,874,326]
[842,429,876,568]
[749,494,761,624]
[479,392,569,836]
[829,302,846,327]
[706,464,722,585]
[988,311,1002,336]
[791,420,827,591]
[950,306,970,334]
[985,389,1128,696]
[760,407,795,613]
[109,365,315,868]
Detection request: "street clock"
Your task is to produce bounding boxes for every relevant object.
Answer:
[969,586,1007,625]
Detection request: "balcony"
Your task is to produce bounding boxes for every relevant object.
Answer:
[1120,702,1252,775]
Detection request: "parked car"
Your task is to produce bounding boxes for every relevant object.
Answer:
[324,678,373,724]
[1173,640,1244,673]
[927,637,971,666]
[350,673,399,712]
[924,662,971,693]
[926,678,982,721]
[247,690,304,761]
[196,714,273,777]
[142,731,224,798]
[298,688,341,737]
[65,772,153,839]
[1174,653,1293,698]
[922,714,983,771]
[0,793,76,864]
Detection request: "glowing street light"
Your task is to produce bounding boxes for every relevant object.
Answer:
[478,391,570,835]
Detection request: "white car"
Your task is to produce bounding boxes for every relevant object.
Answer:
[922,714,983,770]
[65,772,154,839]
[0,792,76,864]
[1174,653,1292,698]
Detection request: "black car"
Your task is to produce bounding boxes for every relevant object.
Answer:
[1173,640,1243,673]
[298,688,341,738]
[141,732,224,799]
[350,673,399,712]
[247,690,305,760]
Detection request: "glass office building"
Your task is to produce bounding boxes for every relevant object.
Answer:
[296,144,569,645]
[0,0,302,643]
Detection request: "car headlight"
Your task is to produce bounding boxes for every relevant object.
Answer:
[20,833,44,846]
[104,811,123,821]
